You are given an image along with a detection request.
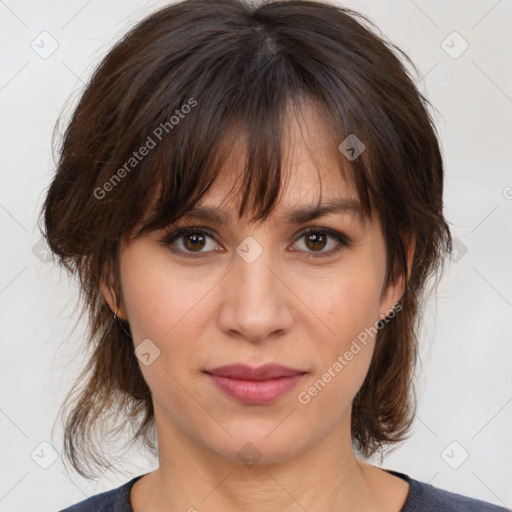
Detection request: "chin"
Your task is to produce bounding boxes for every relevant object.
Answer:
[198,424,311,467]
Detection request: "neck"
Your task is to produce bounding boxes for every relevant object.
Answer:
[135,408,391,512]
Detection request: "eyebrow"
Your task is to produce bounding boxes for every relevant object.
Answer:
[178,198,362,225]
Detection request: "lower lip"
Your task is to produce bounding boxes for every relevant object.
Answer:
[206,373,305,405]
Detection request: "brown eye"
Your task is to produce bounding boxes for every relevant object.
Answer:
[292,228,350,258]
[159,227,219,258]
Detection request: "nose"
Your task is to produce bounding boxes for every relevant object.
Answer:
[217,243,294,343]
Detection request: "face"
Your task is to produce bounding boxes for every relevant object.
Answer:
[102,107,404,467]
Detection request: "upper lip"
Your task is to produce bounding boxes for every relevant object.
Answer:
[205,363,306,381]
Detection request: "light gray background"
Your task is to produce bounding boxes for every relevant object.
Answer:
[1,0,511,510]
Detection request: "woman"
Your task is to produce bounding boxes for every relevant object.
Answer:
[41,0,508,510]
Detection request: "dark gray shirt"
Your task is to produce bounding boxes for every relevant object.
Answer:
[59,470,510,511]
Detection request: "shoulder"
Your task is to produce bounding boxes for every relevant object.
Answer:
[392,470,510,512]
[58,475,145,512]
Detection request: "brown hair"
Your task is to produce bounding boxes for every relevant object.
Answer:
[40,0,452,479]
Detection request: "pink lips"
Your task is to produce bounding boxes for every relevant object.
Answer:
[205,363,306,405]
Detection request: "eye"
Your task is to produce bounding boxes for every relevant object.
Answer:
[158,226,351,259]
[158,227,219,259]
[291,228,350,258]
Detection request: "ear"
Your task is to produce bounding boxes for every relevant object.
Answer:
[99,276,127,321]
[379,236,415,319]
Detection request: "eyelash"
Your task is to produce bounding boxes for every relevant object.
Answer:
[158,226,351,260]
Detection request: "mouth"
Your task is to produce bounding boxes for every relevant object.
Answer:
[204,363,307,405]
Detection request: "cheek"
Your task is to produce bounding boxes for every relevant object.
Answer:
[293,300,381,448]
[307,259,385,347]
[117,246,208,409]
[119,244,209,341]
[118,244,225,393]
[293,255,385,406]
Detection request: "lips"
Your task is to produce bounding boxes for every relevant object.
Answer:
[205,364,306,405]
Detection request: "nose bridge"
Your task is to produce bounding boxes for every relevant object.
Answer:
[237,244,278,302]
[234,237,282,308]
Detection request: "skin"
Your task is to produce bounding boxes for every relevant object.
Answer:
[101,104,414,512]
